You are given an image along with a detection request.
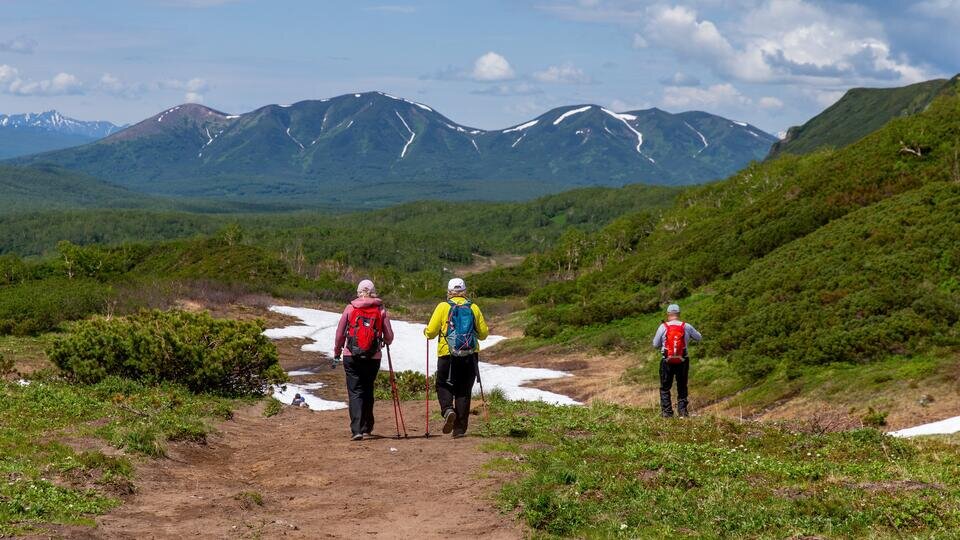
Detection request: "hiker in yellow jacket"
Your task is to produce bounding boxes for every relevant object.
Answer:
[424,277,489,437]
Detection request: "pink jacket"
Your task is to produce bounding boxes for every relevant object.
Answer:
[334,297,395,359]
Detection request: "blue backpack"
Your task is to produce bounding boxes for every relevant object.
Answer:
[445,300,478,357]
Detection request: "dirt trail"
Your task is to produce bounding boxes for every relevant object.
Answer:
[93,402,520,539]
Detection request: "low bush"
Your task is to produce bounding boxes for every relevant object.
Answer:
[48,310,285,396]
[374,370,435,401]
[0,277,109,336]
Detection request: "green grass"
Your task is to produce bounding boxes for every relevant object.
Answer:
[480,400,960,538]
[0,376,240,535]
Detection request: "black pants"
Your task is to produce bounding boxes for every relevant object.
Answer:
[659,358,689,416]
[435,354,477,434]
[343,356,382,436]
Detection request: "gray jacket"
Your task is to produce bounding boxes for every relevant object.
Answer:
[652,320,702,351]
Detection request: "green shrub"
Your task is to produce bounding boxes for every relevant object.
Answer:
[0,351,11,375]
[0,277,109,335]
[862,407,888,427]
[48,310,285,396]
[375,370,434,401]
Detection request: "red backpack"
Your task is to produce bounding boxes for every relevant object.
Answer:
[663,322,687,364]
[346,305,383,358]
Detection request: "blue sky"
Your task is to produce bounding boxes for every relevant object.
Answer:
[0,0,956,134]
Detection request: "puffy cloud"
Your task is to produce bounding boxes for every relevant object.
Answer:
[658,72,701,87]
[0,65,83,96]
[532,63,592,84]
[471,52,515,81]
[0,35,38,54]
[662,83,751,109]
[159,77,210,102]
[639,1,928,85]
[758,96,784,110]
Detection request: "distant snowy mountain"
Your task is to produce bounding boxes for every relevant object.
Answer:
[0,110,122,159]
[11,93,777,202]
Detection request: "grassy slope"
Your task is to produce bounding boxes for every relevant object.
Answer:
[769,77,953,157]
[475,85,960,420]
[0,373,238,535]
[480,399,960,538]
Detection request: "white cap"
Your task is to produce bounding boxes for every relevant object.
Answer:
[447,277,466,292]
[667,303,681,314]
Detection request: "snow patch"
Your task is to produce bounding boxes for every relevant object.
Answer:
[732,120,748,127]
[286,127,305,150]
[553,106,592,125]
[889,416,960,438]
[394,111,415,159]
[265,306,578,405]
[503,119,538,133]
[601,107,644,154]
[471,138,480,154]
[684,121,708,156]
[225,115,240,119]
[511,133,526,148]
[272,380,346,411]
[354,93,361,98]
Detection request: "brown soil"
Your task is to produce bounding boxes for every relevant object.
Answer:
[91,402,520,539]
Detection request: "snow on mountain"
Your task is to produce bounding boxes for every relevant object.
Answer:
[0,110,120,138]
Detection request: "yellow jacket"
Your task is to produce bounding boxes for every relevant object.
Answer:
[423,296,489,357]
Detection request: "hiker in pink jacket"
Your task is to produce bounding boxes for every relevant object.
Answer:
[334,279,395,440]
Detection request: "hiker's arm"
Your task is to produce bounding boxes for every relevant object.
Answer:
[473,304,489,341]
[686,324,702,343]
[333,307,349,357]
[423,304,444,339]
[652,325,666,349]
[381,309,395,346]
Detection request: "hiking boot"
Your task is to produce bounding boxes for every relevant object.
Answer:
[351,433,363,441]
[452,431,466,439]
[442,410,457,434]
[678,399,689,418]
[661,410,674,418]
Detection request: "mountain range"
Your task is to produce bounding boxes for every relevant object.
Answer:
[12,93,777,203]
[0,111,121,159]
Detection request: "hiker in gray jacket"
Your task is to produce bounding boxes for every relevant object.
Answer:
[652,303,702,418]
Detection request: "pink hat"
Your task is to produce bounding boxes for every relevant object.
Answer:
[357,279,377,296]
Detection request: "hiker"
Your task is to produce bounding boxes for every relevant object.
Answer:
[652,303,702,418]
[423,278,489,438]
[291,393,307,407]
[334,279,395,440]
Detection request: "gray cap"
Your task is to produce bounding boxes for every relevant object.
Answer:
[666,303,681,314]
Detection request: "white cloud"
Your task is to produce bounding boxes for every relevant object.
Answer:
[641,1,929,85]
[471,52,515,81]
[662,83,751,109]
[532,63,592,84]
[632,33,647,48]
[0,65,83,96]
[159,77,210,102]
[0,35,37,54]
[758,96,784,110]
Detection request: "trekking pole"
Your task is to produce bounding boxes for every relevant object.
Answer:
[476,354,489,423]
[425,338,431,437]
[385,344,407,438]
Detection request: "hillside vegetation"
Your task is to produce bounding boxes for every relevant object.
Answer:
[485,84,960,397]
[769,76,956,157]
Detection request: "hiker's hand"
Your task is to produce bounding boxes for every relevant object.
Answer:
[332,356,341,368]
